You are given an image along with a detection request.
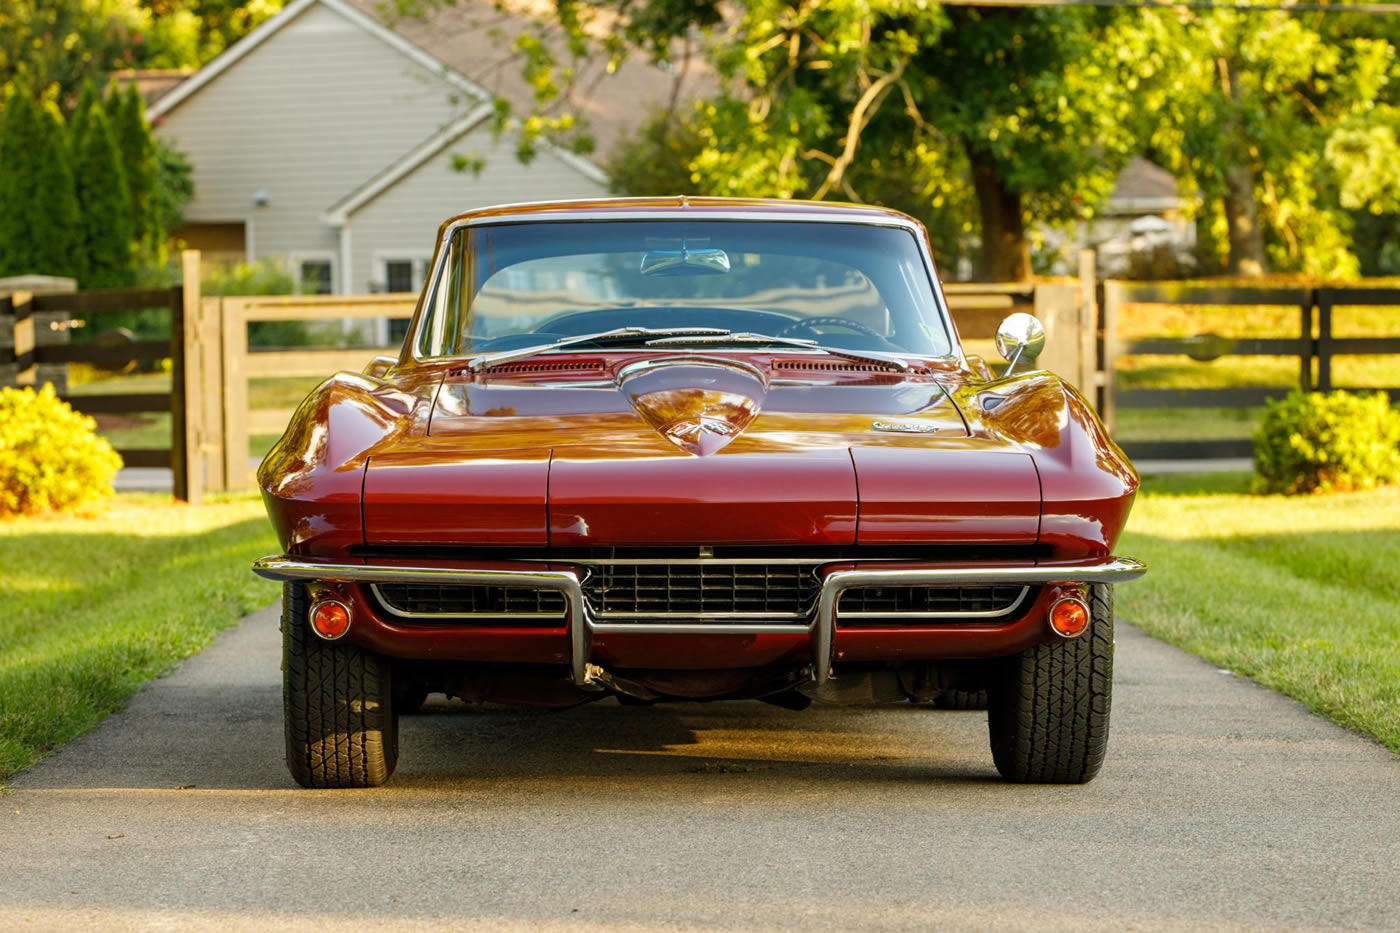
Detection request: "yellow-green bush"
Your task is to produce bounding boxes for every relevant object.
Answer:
[0,384,123,516]
[1253,389,1400,495]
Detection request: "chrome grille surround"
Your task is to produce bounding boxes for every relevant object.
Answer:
[837,584,1031,624]
[372,583,566,620]
[254,555,1150,686]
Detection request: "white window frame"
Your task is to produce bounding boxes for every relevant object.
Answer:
[372,250,432,295]
[288,251,338,295]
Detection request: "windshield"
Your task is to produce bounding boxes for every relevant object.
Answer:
[415,220,953,359]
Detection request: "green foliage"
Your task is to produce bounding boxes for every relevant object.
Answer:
[1253,389,1400,495]
[72,103,136,287]
[67,78,99,152]
[2,1,287,107]
[0,93,80,278]
[1129,8,1400,277]
[0,384,123,516]
[0,493,278,780]
[205,259,319,347]
[152,137,194,235]
[111,84,158,249]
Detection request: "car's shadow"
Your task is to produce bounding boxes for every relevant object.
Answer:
[17,680,1004,792]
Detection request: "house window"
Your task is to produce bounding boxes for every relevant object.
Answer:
[381,257,430,341]
[385,260,415,293]
[300,259,333,295]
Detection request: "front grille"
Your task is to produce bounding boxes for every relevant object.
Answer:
[372,583,566,619]
[837,585,1030,625]
[583,563,820,620]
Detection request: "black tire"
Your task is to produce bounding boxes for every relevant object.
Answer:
[932,688,988,710]
[986,584,1113,784]
[282,583,399,788]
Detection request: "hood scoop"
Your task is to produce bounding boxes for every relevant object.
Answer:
[620,358,767,456]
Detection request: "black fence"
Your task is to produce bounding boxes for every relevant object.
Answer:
[1101,283,1400,461]
[0,284,197,500]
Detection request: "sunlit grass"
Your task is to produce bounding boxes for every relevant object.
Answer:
[1119,474,1400,754]
[0,494,279,781]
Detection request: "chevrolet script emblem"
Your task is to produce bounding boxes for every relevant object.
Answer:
[872,421,941,434]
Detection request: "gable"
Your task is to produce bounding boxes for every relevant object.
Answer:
[152,0,487,254]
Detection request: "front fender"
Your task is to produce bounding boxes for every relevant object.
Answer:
[258,372,432,556]
[953,372,1139,559]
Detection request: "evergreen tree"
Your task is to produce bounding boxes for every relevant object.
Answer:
[67,78,100,154]
[34,107,82,278]
[0,94,48,276]
[72,105,135,287]
[111,84,157,249]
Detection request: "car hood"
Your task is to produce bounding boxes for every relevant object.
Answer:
[359,356,1042,548]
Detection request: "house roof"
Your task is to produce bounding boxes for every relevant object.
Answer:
[342,0,713,162]
[146,0,707,164]
[320,101,609,224]
[109,69,193,106]
[1109,157,1182,211]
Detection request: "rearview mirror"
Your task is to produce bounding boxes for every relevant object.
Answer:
[640,247,731,276]
[994,312,1046,376]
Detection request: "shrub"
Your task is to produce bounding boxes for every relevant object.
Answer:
[1253,389,1400,495]
[0,385,123,516]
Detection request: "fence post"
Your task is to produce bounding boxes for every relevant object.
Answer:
[0,276,77,391]
[171,250,203,504]
[0,293,14,387]
[1076,250,1099,400]
[1314,288,1332,392]
[199,296,227,491]
[221,298,250,489]
[1099,280,1121,432]
[1032,282,1083,389]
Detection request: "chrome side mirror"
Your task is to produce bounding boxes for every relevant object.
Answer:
[994,312,1046,376]
[363,355,396,379]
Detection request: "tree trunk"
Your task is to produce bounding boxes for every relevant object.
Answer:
[1217,56,1268,278]
[969,147,1030,282]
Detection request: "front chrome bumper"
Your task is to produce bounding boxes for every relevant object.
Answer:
[252,556,1147,686]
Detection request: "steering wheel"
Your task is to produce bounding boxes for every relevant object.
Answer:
[776,316,884,339]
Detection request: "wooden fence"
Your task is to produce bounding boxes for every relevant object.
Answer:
[215,293,417,488]
[0,252,205,501]
[1102,282,1400,460]
[6,248,1399,496]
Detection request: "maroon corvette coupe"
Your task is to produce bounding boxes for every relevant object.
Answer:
[253,197,1144,788]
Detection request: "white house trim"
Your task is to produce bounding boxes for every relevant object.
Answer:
[288,249,339,294]
[322,103,496,225]
[146,0,491,121]
[339,227,354,294]
[321,104,609,226]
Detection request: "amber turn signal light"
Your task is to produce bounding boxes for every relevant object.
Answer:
[1048,596,1090,639]
[310,599,351,640]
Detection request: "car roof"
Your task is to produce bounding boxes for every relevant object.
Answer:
[436,196,922,235]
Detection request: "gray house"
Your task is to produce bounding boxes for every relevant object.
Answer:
[146,0,699,298]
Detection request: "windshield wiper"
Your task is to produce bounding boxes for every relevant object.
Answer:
[643,332,910,372]
[464,327,732,373]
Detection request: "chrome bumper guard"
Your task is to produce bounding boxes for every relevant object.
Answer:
[252,556,1147,687]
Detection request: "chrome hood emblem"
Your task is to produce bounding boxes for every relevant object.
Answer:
[873,420,943,434]
[619,358,767,456]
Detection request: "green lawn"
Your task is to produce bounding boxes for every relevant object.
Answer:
[0,494,279,782]
[1118,472,1400,754]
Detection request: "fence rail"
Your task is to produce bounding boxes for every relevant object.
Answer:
[0,255,205,500]
[5,255,1400,499]
[1102,281,1400,461]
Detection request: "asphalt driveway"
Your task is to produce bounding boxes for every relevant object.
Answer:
[2,604,1396,932]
